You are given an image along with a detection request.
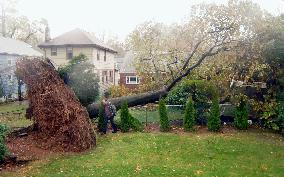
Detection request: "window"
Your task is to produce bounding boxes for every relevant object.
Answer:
[51,47,57,56]
[7,60,12,66]
[97,50,100,60]
[66,47,73,60]
[8,75,12,81]
[126,76,140,84]
[104,50,106,61]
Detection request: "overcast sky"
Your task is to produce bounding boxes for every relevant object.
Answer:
[16,0,284,41]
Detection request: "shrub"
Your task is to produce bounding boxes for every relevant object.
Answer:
[276,102,284,135]
[109,85,132,98]
[97,103,105,132]
[129,114,143,132]
[234,97,249,130]
[120,101,130,132]
[208,97,221,131]
[0,124,8,162]
[184,97,196,131]
[159,98,170,132]
[166,80,218,125]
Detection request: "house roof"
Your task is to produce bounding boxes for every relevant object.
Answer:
[116,51,136,73]
[38,28,117,53]
[0,36,42,57]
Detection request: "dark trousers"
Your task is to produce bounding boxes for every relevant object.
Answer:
[102,116,117,134]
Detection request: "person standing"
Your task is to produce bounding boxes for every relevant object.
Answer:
[101,98,118,134]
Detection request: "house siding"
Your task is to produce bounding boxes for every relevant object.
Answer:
[0,54,26,101]
[44,47,93,67]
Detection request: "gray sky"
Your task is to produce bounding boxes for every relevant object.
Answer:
[16,0,284,41]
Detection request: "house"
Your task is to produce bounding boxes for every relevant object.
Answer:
[0,36,42,101]
[38,28,118,92]
[116,51,140,89]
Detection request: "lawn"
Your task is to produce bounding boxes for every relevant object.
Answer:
[3,131,284,177]
[115,106,184,123]
[0,102,32,130]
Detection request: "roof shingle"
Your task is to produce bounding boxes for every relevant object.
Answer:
[38,28,117,53]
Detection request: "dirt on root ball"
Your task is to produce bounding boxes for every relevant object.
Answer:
[16,58,96,152]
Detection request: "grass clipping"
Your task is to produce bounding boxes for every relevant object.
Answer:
[16,58,96,152]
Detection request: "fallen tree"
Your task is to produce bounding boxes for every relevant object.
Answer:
[88,1,269,117]
[87,29,233,117]
[16,58,96,152]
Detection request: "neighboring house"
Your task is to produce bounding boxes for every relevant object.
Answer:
[38,28,118,92]
[116,51,140,89]
[0,36,42,101]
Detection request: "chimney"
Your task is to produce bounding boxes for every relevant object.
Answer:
[45,25,51,42]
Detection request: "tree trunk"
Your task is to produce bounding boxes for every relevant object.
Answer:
[87,89,168,118]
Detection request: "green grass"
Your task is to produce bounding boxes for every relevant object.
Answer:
[0,102,32,130]
[0,102,27,113]
[4,131,284,177]
[115,107,184,123]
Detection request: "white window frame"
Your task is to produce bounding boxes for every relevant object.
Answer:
[7,75,12,81]
[126,76,140,85]
[7,59,12,66]
[51,47,57,56]
[66,47,73,60]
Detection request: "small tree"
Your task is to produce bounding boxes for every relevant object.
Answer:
[234,97,249,130]
[58,53,99,106]
[97,103,105,132]
[159,98,170,132]
[120,101,130,132]
[208,97,221,131]
[184,96,196,131]
[0,78,4,98]
[0,124,8,162]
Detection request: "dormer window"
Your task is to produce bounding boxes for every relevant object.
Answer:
[66,47,73,60]
[51,47,57,56]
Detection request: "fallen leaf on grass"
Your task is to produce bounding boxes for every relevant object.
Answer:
[135,164,142,173]
[195,170,204,175]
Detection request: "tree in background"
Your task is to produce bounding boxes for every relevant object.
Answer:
[234,96,249,130]
[184,96,196,131]
[1,0,46,46]
[208,97,221,132]
[159,98,170,132]
[58,54,99,106]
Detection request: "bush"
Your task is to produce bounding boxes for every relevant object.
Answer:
[120,101,130,132]
[0,124,8,162]
[166,80,218,125]
[208,97,221,131]
[234,97,249,130]
[276,102,284,135]
[129,114,143,132]
[159,98,170,132]
[184,97,196,131]
[97,103,105,132]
